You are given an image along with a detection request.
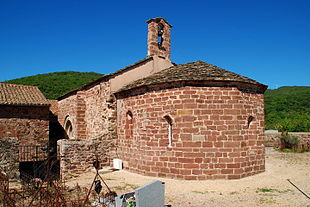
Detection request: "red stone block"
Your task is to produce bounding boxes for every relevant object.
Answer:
[227,163,240,168]
[228,174,241,179]
[178,157,195,163]
[221,169,233,174]
[180,169,191,175]
[184,163,199,168]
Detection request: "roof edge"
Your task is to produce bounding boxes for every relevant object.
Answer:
[0,82,40,88]
[146,17,172,27]
[0,103,50,107]
[114,60,268,93]
[115,79,268,96]
[57,57,154,100]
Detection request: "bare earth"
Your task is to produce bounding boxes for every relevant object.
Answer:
[66,148,310,207]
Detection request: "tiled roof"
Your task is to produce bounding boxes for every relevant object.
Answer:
[117,61,267,93]
[146,17,173,27]
[0,83,50,106]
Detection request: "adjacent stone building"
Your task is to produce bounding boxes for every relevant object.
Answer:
[57,17,268,180]
[0,83,50,146]
[0,83,50,178]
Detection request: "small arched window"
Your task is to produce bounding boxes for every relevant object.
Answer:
[125,111,133,138]
[64,116,73,139]
[127,111,133,123]
[247,116,255,128]
[164,115,173,147]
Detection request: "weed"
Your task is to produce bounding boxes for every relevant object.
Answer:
[192,191,206,194]
[280,133,300,151]
[276,189,292,193]
[257,188,275,193]
[283,148,292,153]
[257,188,292,193]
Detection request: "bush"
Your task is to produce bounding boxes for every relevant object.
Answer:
[280,133,300,150]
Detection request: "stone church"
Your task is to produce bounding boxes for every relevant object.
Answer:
[57,18,267,180]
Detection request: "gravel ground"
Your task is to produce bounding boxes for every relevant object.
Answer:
[67,148,310,207]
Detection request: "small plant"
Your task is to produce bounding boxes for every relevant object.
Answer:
[280,132,300,151]
[256,188,292,193]
[282,148,292,153]
[257,188,275,193]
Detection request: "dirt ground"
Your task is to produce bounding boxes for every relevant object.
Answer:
[66,148,310,207]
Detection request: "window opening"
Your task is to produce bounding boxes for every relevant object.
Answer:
[127,111,133,123]
[157,23,164,48]
[164,115,172,147]
[64,118,73,139]
[247,116,255,128]
[126,111,133,138]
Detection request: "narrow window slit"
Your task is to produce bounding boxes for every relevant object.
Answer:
[164,115,173,147]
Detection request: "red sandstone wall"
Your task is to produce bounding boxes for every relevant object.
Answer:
[0,106,49,146]
[116,86,265,180]
[57,137,115,179]
[58,81,116,140]
[58,94,77,139]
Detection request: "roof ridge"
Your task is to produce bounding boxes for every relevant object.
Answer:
[0,82,38,88]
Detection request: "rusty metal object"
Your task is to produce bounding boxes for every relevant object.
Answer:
[83,158,117,206]
[19,145,48,162]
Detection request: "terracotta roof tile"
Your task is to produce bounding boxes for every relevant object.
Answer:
[117,61,267,93]
[0,83,50,106]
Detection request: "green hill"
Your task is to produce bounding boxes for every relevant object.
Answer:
[4,71,103,100]
[265,86,310,132]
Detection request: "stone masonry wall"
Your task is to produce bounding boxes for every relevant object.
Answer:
[58,94,77,139]
[76,91,87,139]
[84,81,116,139]
[0,137,19,180]
[57,81,117,178]
[57,81,116,141]
[117,85,265,180]
[58,137,114,179]
[147,18,171,60]
[265,132,310,148]
[0,106,49,146]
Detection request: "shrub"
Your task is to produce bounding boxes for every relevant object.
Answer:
[280,132,300,150]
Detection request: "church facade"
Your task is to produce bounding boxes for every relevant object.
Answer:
[57,18,267,180]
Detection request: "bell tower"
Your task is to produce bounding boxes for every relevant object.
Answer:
[146,17,172,60]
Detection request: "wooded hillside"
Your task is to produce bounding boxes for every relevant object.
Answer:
[4,71,103,100]
[265,86,310,132]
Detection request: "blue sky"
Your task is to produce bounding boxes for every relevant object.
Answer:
[0,0,309,89]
